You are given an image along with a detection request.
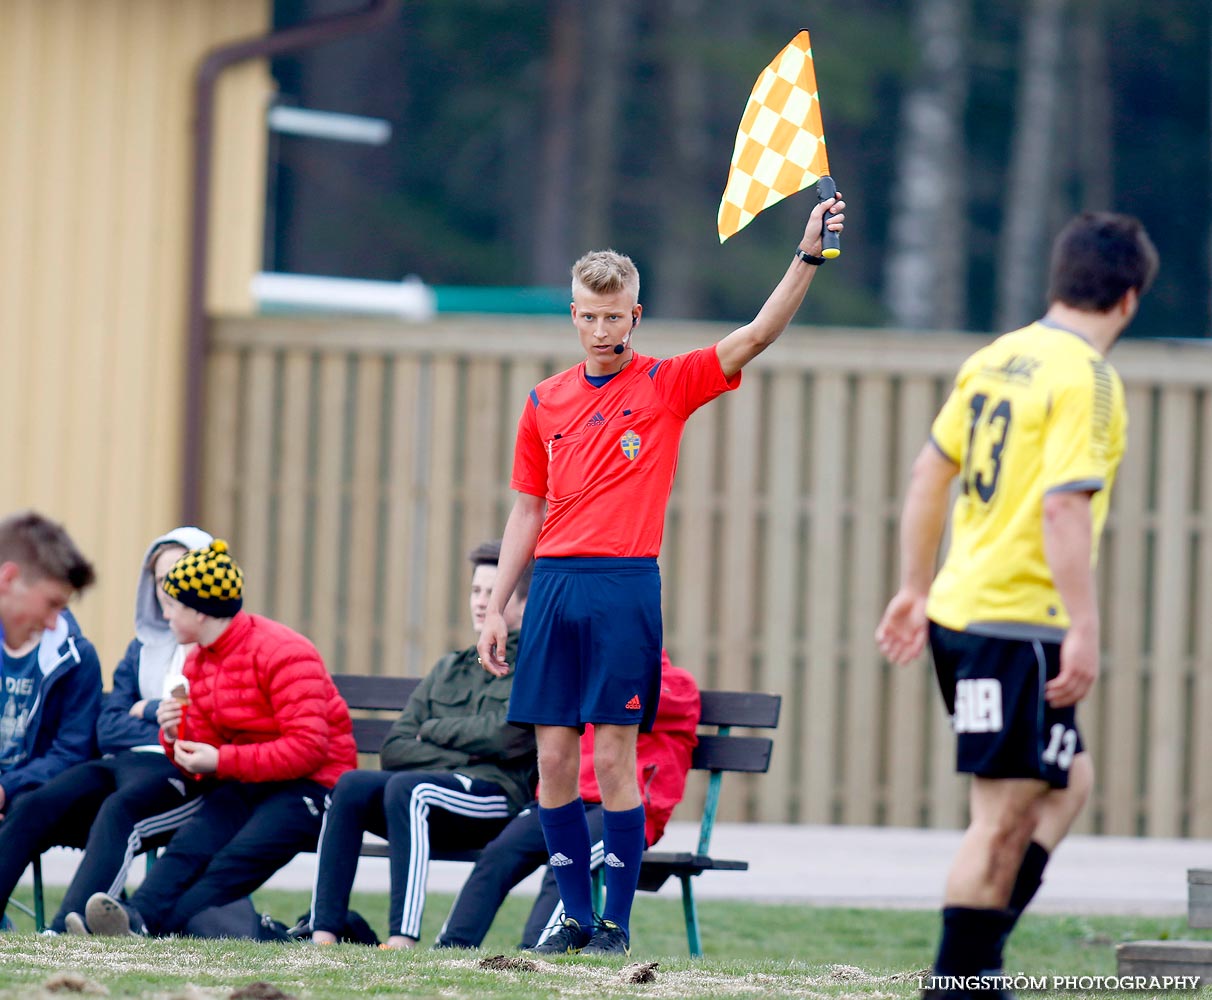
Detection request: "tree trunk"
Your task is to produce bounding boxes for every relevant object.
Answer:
[653,0,710,318]
[533,0,581,283]
[994,0,1067,333]
[883,0,970,332]
[576,1,636,253]
[1073,4,1112,211]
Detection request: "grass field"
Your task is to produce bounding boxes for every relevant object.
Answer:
[2,884,1207,999]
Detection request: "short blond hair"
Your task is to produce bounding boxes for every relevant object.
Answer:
[571,249,640,302]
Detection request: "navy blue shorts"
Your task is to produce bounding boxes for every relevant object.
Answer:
[930,622,1083,789]
[508,557,662,731]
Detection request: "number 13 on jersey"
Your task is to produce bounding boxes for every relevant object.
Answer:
[962,393,1013,503]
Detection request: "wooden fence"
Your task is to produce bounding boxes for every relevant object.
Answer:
[204,315,1212,837]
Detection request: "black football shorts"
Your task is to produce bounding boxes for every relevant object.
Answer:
[930,622,1083,788]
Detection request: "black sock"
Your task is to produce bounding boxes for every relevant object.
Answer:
[990,838,1051,961]
[934,906,1015,977]
[1007,840,1050,920]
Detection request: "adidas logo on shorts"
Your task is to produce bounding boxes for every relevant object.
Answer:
[625,694,641,710]
[549,853,574,867]
[605,853,625,868]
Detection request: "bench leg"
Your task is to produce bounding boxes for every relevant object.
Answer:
[33,855,46,931]
[679,874,702,958]
[5,886,39,927]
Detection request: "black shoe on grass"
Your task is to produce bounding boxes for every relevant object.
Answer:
[581,919,630,956]
[532,917,593,955]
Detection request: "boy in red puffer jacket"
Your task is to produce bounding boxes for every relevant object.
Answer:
[76,539,357,938]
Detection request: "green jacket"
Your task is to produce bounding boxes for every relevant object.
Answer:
[379,634,535,811]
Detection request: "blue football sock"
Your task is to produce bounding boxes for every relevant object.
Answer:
[600,805,646,935]
[538,798,594,928]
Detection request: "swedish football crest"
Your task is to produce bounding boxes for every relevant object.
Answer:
[619,429,641,460]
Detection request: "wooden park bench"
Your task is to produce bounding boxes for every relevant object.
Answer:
[332,673,781,956]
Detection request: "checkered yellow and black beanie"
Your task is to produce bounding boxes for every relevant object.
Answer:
[162,539,244,618]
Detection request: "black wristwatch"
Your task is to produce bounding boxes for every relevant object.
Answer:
[794,247,826,266]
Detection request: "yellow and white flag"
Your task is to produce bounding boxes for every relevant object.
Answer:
[718,30,830,242]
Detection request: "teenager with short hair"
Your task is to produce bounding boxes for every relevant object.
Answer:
[309,540,536,950]
[0,527,211,933]
[877,213,1159,994]
[478,194,845,955]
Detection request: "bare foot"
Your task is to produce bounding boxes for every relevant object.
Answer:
[379,935,417,950]
[312,930,338,946]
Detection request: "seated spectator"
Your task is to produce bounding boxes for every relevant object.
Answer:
[76,539,357,937]
[0,511,100,928]
[0,528,212,933]
[309,540,536,950]
[435,651,699,950]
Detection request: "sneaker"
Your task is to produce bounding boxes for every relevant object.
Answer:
[64,913,90,936]
[84,892,144,938]
[285,916,313,942]
[532,916,593,955]
[581,919,630,956]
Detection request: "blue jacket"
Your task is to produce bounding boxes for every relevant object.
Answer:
[96,638,160,754]
[0,609,102,805]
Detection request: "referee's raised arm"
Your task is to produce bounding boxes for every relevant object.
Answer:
[715,192,845,378]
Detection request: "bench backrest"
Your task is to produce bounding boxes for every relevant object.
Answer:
[334,674,421,754]
[687,690,780,854]
[330,674,781,851]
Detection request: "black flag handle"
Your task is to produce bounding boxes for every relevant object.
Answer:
[818,176,841,259]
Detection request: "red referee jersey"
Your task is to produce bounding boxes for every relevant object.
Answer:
[511,346,741,557]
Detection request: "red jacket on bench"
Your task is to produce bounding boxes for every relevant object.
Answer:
[576,653,700,846]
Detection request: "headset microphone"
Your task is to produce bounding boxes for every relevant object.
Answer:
[614,315,638,355]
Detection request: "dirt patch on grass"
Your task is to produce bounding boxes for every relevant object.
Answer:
[618,962,659,983]
[478,954,545,972]
[42,973,108,995]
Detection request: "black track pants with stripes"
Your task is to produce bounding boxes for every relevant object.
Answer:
[311,770,514,941]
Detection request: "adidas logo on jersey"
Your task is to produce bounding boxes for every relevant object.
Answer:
[586,410,607,428]
[605,853,625,868]
[625,694,641,710]
[549,852,574,867]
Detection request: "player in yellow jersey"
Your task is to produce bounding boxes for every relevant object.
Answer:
[877,213,1158,998]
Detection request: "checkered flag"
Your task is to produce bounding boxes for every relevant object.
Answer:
[718,30,832,243]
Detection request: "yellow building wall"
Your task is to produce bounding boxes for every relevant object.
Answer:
[0,0,272,670]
